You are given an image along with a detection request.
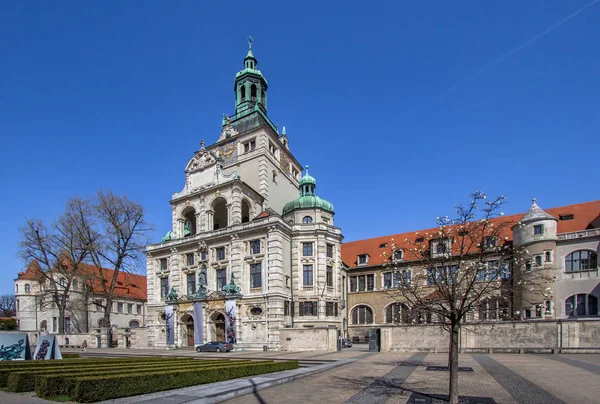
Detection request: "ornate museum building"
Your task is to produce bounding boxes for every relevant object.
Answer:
[144,41,346,350]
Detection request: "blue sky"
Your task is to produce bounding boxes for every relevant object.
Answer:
[1,1,599,295]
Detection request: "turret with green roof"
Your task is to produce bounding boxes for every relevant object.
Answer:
[282,166,334,215]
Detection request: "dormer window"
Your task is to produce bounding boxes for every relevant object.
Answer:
[393,250,403,261]
[357,254,368,266]
[432,238,451,257]
[379,243,387,248]
[436,244,446,254]
[559,214,574,221]
[533,224,544,235]
[415,237,424,243]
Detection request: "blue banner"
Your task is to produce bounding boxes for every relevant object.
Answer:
[0,333,31,361]
[193,302,204,346]
[165,305,175,345]
[33,335,62,360]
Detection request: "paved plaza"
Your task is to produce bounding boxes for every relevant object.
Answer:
[1,348,599,403]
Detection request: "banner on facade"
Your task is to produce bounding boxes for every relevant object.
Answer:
[0,333,31,361]
[165,305,175,345]
[33,335,62,360]
[193,302,204,346]
[225,299,237,344]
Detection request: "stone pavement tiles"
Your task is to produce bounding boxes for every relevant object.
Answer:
[226,353,600,404]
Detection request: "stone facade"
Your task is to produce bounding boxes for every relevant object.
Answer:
[343,199,600,340]
[145,43,346,351]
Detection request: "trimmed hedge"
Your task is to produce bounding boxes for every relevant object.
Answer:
[35,360,253,398]
[62,353,81,359]
[7,359,204,393]
[0,356,188,368]
[71,360,299,402]
[0,357,193,386]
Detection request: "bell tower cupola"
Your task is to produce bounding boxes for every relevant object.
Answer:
[234,36,268,116]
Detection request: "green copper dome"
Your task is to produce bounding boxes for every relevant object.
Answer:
[282,166,334,215]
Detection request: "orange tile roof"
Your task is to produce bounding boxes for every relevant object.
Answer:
[18,260,147,301]
[341,200,600,269]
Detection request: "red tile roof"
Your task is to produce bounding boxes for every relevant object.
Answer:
[341,200,600,269]
[17,260,147,301]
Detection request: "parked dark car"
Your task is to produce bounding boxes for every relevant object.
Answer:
[341,338,353,348]
[196,341,231,353]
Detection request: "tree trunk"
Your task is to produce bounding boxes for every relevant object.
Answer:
[58,303,66,334]
[103,297,113,347]
[448,322,460,404]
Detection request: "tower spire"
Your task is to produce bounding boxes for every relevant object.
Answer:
[234,36,268,116]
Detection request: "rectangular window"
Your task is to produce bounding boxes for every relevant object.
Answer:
[137,304,142,315]
[216,247,226,261]
[402,270,412,285]
[393,250,403,261]
[366,274,374,291]
[545,251,552,262]
[299,301,316,316]
[303,265,313,286]
[326,302,335,316]
[358,254,367,265]
[326,266,333,287]
[161,277,169,298]
[326,244,334,258]
[244,140,256,153]
[535,255,542,266]
[160,258,168,271]
[250,263,262,289]
[500,262,511,279]
[187,273,196,295]
[250,239,261,255]
[117,303,123,313]
[525,261,532,272]
[200,251,208,261]
[533,225,544,235]
[302,242,313,257]
[358,275,366,291]
[216,269,227,291]
[383,272,392,289]
[127,303,133,314]
[52,317,57,332]
[427,268,436,286]
[487,261,499,280]
[350,277,357,292]
[284,301,290,316]
[94,301,102,312]
[186,253,194,266]
[65,317,71,333]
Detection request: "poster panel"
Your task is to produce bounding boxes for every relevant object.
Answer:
[0,333,31,361]
[193,302,204,346]
[225,299,237,344]
[33,335,62,360]
[165,305,175,345]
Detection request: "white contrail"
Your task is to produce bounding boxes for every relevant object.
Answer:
[400,0,599,117]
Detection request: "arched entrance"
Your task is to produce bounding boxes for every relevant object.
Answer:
[180,314,194,347]
[209,312,226,342]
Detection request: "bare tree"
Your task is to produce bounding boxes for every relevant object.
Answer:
[0,294,16,317]
[18,197,95,333]
[83,190,153,330]
[382,192,553,404]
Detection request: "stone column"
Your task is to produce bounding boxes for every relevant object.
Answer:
[230,187,242,225]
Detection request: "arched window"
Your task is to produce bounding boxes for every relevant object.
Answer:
[565,251,597,272]
[261,89,266,104]
[240,85,246,102]
[302,216,313,224]
[565,294,598,316]
[212,197,228,230]
[182,207,197,236]
[24,284,31,293]
[385,303,409,324]
[60,278,67,287]
[39,320,47,331]
[351,305,373,324]
[250,84,257,101]
[129,320,140,328]
[241,200,251,223]
[98,318,109,328]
